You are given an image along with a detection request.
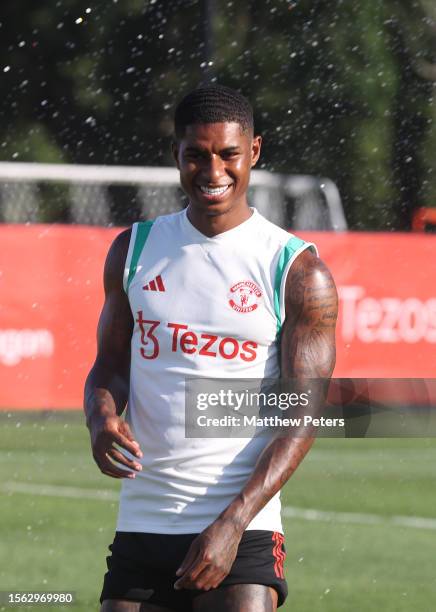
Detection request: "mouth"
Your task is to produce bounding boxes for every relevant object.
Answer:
[196,184,233,201]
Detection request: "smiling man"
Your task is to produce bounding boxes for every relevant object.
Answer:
[84,85,338,612]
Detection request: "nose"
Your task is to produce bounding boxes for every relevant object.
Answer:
[204,153,226,183]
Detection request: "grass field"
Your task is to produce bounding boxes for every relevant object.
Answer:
[1,411,435,612]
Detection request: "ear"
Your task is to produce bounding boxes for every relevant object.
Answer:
[250,135,262,167]
[171,141,180,169]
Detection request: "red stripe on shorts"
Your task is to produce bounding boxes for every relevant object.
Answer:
[272,532,286,579]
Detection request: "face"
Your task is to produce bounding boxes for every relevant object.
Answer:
[172,122,261,216]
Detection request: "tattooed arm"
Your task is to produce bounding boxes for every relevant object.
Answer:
[174,248,338,592]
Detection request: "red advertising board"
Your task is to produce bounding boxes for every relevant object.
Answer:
[0,225,119,408]
[311,232,435,378]
[0,225,434,409]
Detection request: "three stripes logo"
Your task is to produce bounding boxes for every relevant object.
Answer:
[143,274,166,292]
[272,532,286,579]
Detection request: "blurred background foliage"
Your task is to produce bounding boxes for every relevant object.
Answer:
[0,0,435,229]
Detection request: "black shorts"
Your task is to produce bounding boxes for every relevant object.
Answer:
[100,530,288,610]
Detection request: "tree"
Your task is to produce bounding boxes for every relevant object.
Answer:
[0,0,434,229]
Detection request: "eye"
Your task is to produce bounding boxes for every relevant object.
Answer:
[222,151,239,160]
[185,151,201,160]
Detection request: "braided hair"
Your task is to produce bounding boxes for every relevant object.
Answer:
[174,84,254,138]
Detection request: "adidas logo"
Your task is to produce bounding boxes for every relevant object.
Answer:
[143,274,166,292]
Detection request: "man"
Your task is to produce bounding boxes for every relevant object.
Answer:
[84,84,338,612]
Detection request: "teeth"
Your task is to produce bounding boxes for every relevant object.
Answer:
[200,185,229,195]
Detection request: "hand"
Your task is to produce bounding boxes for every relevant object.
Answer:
[88,413,143,479]
[174,518,243,591]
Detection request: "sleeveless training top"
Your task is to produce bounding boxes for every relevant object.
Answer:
[117,207,317,534]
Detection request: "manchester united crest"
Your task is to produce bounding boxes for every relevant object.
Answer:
[228,280,262,313]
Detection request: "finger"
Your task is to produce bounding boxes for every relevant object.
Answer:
[119,421,139,444]
[195,567,227,591]
[101,467,134,479]
[105,451,138,476]
[94,453,137,479]
[175,541,200,576]
[110,429,143,458]
[174,566,214,591]
[100,465,136,479]
[119,422,143,457]
[184,555,209,583]
[174,558,207,590]
[107,448,142,472]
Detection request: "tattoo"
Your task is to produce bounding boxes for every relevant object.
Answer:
[281,251,337,379]
[322,312,336,320]
[307,301,335,311]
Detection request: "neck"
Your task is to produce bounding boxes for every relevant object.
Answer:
[186,200,252,238]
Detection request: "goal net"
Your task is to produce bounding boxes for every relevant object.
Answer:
[0,163,347,230]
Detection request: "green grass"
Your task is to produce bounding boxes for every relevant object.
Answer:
[0,412,435,612]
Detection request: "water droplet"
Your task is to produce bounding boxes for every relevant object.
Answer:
[3,66,10,73]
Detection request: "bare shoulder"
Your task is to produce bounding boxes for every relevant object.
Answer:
[285,248,337,306]
[281,248,337,377]
[283,248,338,330]
[104,228,132,293]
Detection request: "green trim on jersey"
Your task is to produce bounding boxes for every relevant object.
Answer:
[273,236,313,335]
[126,220,154,291]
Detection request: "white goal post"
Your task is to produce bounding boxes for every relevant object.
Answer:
[0,162,347,230]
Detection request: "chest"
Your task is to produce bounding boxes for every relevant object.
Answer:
[128,239,278,354]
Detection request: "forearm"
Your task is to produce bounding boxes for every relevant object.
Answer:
[84,358,130,427]
[218,432,315,531]
[217,373,329,531]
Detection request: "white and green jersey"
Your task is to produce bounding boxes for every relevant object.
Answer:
[117,207,317,534]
